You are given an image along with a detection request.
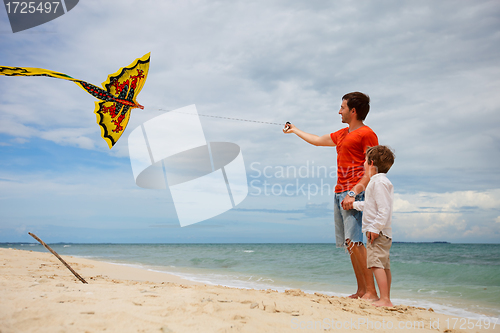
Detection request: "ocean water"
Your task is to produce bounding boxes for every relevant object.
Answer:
[2,242,499,320]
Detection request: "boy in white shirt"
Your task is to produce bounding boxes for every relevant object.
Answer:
[353,145,395,307]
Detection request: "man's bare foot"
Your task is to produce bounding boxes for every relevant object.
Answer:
[361,292,379,301]
[372,299,393,307]
[348,292,363,299]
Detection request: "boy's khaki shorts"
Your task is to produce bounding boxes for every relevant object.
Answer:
[366,232,392,269]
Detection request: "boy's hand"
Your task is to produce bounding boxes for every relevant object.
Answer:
[367,231,379,244]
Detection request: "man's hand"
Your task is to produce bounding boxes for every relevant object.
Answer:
[283,123,295,134]
[282,124,336,146]
[366,231,379,244]
[341,195,355,210]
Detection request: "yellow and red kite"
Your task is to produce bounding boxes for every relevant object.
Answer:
[0,53,150,148]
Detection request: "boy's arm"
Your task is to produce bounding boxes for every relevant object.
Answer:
[352,200,364,211]
[365,181,393,234]
[283,123,336,147]
[366,232,379,244]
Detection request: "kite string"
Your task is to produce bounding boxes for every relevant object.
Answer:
[153,108,285,126]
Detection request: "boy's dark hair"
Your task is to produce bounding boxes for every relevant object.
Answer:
[342,92,370,121]
[366,145,395,174]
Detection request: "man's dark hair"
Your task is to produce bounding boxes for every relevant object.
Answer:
[342,92,370,121]
[366,145,395,174]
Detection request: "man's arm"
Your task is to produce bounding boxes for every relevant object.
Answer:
[341,173,370,210]
[283,123,336,147]
[342,130,379,210]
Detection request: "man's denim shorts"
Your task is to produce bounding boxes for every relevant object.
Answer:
[333,191,364,247]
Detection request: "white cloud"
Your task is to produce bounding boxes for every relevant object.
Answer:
[393,189,500,241]
[393,194,415,212]
[395,190,500,213]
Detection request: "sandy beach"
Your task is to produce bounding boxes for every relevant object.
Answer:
[0,247,497,333]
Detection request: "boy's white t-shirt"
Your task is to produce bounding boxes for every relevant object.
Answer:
[353,173,393,239]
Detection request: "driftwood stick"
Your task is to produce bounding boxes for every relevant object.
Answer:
[28,232,88,284]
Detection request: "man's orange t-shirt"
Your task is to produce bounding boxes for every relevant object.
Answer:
[330,126,378,193]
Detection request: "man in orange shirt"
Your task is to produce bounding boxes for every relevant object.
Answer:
[284,92,378,300]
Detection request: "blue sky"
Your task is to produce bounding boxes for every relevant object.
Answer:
[1,0,499,243]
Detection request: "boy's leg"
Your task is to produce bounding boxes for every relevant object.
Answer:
[367,233,393,307]
[372,268,393,307]
[386,268,392,297]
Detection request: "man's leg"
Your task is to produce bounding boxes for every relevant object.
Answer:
[336,193,364,298]
[348,240,377,300]
[346,239,365,298]
[341,191,377,300]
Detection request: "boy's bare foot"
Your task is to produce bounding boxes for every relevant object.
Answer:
[372,299,393,307]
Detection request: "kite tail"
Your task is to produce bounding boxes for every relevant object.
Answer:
[0,66,116,102]
[0,66,75,80]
